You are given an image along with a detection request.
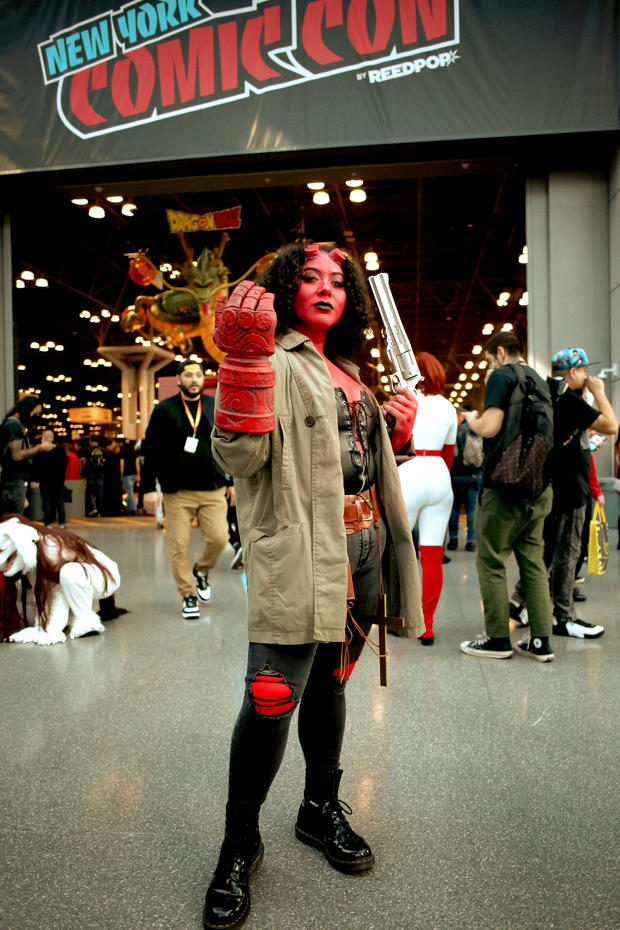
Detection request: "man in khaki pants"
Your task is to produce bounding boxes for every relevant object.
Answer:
[142,360,233,619]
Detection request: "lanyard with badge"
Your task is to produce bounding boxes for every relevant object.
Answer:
[182,396,201,453]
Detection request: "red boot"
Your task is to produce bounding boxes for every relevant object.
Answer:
[418,545,444,644]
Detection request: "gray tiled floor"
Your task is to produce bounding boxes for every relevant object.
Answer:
[1,516,619,930]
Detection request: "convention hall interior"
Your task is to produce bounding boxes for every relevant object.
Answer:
[1,137,619,930]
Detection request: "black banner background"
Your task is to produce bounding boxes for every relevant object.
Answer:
[0,0,617,175]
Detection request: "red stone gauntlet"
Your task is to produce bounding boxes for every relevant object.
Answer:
[214,280,277,433]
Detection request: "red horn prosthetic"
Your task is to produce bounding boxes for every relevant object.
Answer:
[329,247,346,265]
[214,281,277,434]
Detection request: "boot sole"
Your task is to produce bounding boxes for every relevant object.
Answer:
[294,824,374,873]
[203,844,264,930]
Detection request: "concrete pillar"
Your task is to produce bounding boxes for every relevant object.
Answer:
[609,148,620,428]
[526,167,617,477]
[97,345,175,439]
[0,212,14,416]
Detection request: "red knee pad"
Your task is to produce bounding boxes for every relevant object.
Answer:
[332,661,357,681]
[251,670,296,716]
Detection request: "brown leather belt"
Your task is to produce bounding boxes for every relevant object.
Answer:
[343,486,380,535]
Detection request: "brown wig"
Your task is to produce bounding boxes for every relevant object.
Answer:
[256,242,370,358]
[416,351,447,396]
[0,514,116,631]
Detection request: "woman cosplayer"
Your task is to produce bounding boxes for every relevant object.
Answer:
[204,243,423,929]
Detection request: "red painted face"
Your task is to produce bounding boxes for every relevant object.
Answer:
[294,251,347,338]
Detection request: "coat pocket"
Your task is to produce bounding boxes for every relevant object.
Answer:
[246,523,308,630]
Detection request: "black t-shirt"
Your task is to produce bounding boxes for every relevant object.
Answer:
[0,417,30,481]
[481,362,549,489]
[176,398,220,491]
[549,382,599,508]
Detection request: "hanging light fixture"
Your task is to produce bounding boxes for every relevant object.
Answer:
[482,323,494,335]
[307,181,325,190]
[349,188,367,203]
[106,195,123,203]
[312,190,330,205]
[71,197,89,206]
[346,178,364,187]
[121,202,137,216]
[88,205,106,219]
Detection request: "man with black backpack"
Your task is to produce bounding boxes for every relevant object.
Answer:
[459,333,556,661]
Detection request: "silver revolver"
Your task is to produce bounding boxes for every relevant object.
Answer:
[368,273,423,392]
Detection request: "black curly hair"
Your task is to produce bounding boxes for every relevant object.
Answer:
[256,242,370,358]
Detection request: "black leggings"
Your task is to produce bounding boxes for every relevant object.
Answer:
[227,522,384,809]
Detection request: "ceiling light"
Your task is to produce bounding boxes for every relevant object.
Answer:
[365,260,380,271]
[307,181,325,190]
[478,360,488,369]
[106,195,123,203]
[364,329,374,340]
[46,341,55,347]
[30,342,39,349]
[376,363,385,372]
[349,189,367,203]
[313,190,330,205]
[459,374,466,382]
[380,375,389,384]
[55,344,64,351]
[39,346,48,352]
[464,360,474,369]
[88,205,106,219]
[471,373,480,381]
[364,252,378,263]
[71,198,88,206]
[518,245,528,264]
[35,278,49,287]
[519,291,529,306]
[121,203,137,216]
[16,279,25,288]
[370,347,381,358]
[101,308,111,317]
[111,314,120,322]
[472,345,482,355]
[21,270,35,280]
[84,359,92,365]
[17,364,25,371]
[465,382,473,389]
[346,178,364,187]
[501,322,513,332]
[482,323,494,335]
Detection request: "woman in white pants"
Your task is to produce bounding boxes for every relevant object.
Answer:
[398,352,457,643]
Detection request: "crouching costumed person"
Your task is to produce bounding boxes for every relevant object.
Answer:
[0,514,120,645]
[203,243,423,929]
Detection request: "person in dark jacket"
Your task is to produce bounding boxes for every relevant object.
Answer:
[141,359,233,619]
[34,429,67,526]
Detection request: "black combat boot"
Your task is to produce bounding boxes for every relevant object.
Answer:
[203,803,263,930]
[295,769,374,873]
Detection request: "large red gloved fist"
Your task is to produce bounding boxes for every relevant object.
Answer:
[382,386,418,453]
[214,280,277,433]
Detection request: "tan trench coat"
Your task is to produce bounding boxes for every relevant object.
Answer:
[212,330,423,644]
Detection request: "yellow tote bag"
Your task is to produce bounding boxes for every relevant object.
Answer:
[587,502,609,576]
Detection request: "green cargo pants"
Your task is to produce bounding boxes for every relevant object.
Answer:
[474,485,553,639]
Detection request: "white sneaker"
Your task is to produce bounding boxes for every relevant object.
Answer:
[565,618,604,639]
[193,564,212,602]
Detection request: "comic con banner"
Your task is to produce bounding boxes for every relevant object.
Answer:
[0,0,617,174]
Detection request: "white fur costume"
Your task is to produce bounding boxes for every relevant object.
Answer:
[399,394,458,544]
[0,518,120,646]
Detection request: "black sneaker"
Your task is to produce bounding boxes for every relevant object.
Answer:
[230,545,244,571]
[193,564,212,602]
[554,617,604,639]
[515,636,554,662]
[447,538,458,551]
[460,636,513,659]
[465,541,476,552]
[182,595,200,619]
[509,600,529,627]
